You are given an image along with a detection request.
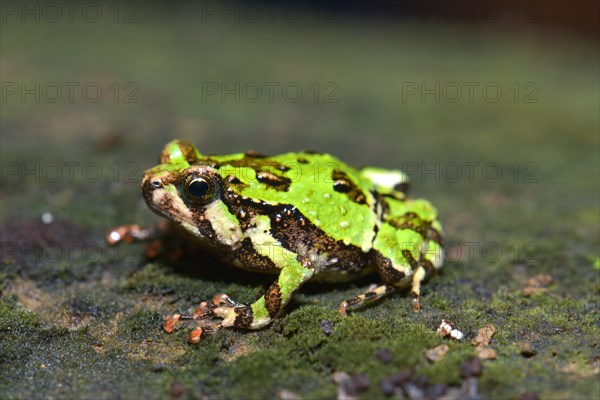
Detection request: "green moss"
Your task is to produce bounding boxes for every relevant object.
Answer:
[118,310,165,342]
[0,296,41,329]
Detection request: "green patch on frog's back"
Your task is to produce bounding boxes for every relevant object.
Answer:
[214,152,379,250]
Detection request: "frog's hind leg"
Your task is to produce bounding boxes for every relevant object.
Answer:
[339,283,396,315]
[338,254,410,314]
[350,198,444,314]
[411,226,444,311]
[409,265,426,312]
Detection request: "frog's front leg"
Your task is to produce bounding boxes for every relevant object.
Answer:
[105,220,171,245]
[164,256,314,343]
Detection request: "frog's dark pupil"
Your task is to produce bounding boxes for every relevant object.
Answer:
[189,179,209,197]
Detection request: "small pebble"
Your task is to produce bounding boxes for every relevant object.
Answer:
[332,371,370,400]
[379,369,415,397]
[392,369,415,384]
[352,374,371,391]
[425,344,449,363]
[437,319,464,340]
[403,382,424,399]
[170,381,185,398]
[376,348,393,364]
[460,357,483,378]
[476,347,497,360]
[426,383,448,398]
[413,375,428,389]
[320,319,334,335]
[522,274,553,297]
[524,274,553,288]
[472,325,496,347]
[379,378,396,396]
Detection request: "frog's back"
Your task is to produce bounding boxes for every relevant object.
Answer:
[210,151,379,252]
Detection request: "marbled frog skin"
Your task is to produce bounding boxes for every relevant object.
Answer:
[107,140,444,343]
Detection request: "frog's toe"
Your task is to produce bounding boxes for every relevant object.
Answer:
[164,311,206,333]
[213,293,243,307]
[164,313,182,333]
[188,326,204,343]
[193,300,218,318]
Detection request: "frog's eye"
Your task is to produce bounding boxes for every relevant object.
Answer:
[183,174,218,204]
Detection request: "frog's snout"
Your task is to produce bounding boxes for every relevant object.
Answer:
[141,174,160,195]
[142,175,164,190]
[141,173,166,210]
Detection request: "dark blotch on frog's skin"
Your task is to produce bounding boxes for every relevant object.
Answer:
[402,249,419,270]
[265,205,375,279]
[393,182,410,195]
[390,212,428,237]
[236,238,279,273]
[378,257,406,282]
[189,208,219,241]
[256,171,291,192]
[219,189,375,280]
[333,180,351,193]
[420,259,435,278]
[264,283,282,318]
[427,227,443,245]
[332,169,367,205]
[340,295,362,308]
[244,150,268,158]
[220,157,288,173]
[388,212,442,245]
[233,306,254,328]
[220,188,257,231]
[226,175,250,190]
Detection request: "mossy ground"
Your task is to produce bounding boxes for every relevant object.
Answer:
[1,4,598,399]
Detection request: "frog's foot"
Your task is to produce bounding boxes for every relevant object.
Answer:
[164,314,224,344]
[105,220,169,245]
[409,265,427,312]
[339,284,395,315]
[163,293,249,343]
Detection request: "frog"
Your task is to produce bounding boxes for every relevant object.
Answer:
[106,140,444,343]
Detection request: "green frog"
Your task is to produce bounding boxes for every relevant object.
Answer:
[107,140,444,343]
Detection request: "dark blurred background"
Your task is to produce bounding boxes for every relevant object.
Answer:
[306,0,599,35]
[2,0,598,225]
